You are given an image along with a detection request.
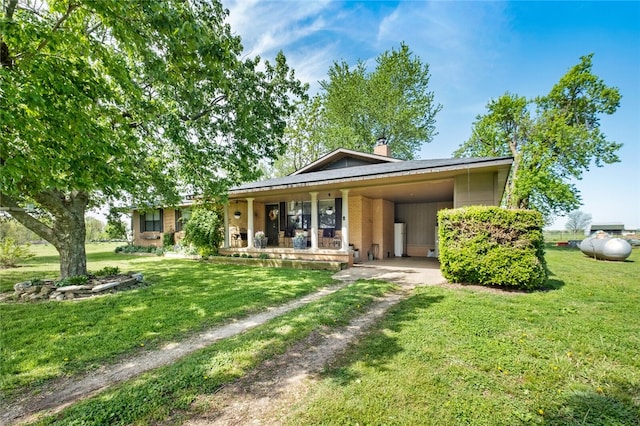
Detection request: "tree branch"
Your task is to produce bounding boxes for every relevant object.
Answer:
[0,192,56,243]
[36,2,79,52]
[0,0,18,67]
[15,2,80,61]
[4,0,18,19]
[181,94,226,121]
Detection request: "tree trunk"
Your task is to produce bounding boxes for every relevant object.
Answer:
[1,190,89,278]
[54,203,88,279]
[504,141,521,209]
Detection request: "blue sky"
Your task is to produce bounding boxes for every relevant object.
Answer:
[223,0,640,230]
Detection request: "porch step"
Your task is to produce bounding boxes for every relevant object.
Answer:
[207,256,347,271]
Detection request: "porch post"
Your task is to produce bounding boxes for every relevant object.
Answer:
[223,201,229,248]
[310,192,318,250]
[340,189,350,251]
[247,197,254,248]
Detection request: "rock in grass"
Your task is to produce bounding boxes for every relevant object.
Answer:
[57,285,91,292]
[14,281,32,291]
[92,281,120,292]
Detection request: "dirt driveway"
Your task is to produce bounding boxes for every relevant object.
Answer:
[3,258,445,425]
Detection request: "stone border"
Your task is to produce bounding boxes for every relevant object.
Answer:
[11,273,145,302]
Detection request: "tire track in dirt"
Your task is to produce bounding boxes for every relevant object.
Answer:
[1,284,349,426]
[181,289,414,425]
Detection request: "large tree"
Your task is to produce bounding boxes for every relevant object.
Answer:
[321,43,441,160]
[454,54,621,219]
[0,0,305,277]
[271,42,441,176]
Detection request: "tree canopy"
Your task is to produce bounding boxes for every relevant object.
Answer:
[321,43,440,159]
[0,0,305,277]
[272,96,326,176]
[454,54,621,219]
[271,43,441,176]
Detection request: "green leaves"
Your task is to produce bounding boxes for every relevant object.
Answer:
[1,0,304,275]
[321,43,441,160]
[454,55,621,219]
[438,207,547,289]
[182,207,224,255]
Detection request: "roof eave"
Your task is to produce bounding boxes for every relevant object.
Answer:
[230,157,512,197]
[290,148,401,176]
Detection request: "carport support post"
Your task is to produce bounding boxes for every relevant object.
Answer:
[247,198,254,248]
[223,202,229,248]
[310,192,318,250]
[340,189,350,251]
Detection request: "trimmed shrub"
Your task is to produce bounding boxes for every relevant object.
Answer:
[438,206,546,290]
[115,245,157,254]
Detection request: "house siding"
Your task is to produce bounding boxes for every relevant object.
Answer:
[132,209,187,247]
[133,210,162,247]
[350,196,396,260]
[395,201,453,257]
[454,172,500,208]
[349,196,371,257]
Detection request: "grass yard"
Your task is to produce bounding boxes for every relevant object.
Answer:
[3,244,639,425]
[32,279,397,425]
[288,247,640,425]
[0,244,336,396]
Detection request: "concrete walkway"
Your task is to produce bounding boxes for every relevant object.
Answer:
[333,257,446,286]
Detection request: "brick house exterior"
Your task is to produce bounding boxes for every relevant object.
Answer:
[132,145,512,264]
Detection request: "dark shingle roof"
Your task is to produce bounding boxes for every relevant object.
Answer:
[230,156,512,193]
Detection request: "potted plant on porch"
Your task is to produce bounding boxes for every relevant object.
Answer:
[254,231,268,249]
[293,233,307,249]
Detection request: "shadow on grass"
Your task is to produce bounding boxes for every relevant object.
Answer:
[0,261,335,396]
[540,265,566,292]
[326,292,445,386]
[23,255,60,266]
[545,381,640,425]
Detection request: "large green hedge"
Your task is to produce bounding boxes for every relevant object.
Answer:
[438,206,547,290]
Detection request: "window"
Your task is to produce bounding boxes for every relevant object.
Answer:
[141,209,163,232]
[318,200,335,229]
[175,209,191,232]
[284,200,335,230]
[286,201,310,230]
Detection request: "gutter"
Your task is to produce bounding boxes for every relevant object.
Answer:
[229,157,513,196]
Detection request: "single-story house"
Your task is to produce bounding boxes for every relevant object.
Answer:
[132,143,513,265]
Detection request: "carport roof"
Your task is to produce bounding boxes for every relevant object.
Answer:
[230,156,513,195]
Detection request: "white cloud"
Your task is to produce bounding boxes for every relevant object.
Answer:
[223,0,334,58]
[376,2,511,90]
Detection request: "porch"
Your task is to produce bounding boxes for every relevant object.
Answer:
[218,245,353,265]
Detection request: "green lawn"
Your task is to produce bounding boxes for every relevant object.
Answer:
[289,247,640,425]
[3,245,639,425]
[0,244,337,396]
[35,279,397,425]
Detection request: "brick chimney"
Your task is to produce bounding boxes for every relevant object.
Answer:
[373,136,390,157]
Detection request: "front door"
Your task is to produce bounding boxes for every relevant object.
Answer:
[265,204,279,246]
